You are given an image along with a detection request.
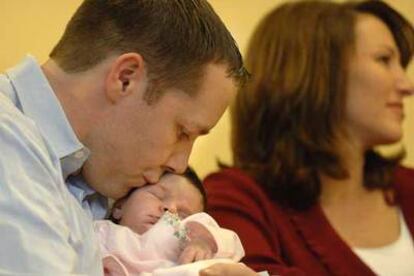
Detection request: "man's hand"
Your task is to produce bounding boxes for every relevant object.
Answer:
[199,263,257,276]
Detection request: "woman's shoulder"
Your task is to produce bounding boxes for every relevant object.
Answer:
[395,165,414,177]
[203,167,277,215]
[393,166,414,209]
[394,166,414,230]
[394,165,414,188]
[203,167,266,197]
[204,167,257,186]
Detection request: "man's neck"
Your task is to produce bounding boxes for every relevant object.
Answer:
[41,58,110,143]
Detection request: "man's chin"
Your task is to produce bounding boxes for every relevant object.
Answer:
[109,188,134,201]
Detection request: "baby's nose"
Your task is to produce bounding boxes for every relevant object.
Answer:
[163,203,177,213]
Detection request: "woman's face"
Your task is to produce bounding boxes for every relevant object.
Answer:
[344,13,414,149]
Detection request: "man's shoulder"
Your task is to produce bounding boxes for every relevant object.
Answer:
[0,92,18,113]
[0,92,59,174]
[0,93,47,149]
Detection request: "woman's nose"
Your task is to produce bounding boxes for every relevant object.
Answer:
[396,68,414,96]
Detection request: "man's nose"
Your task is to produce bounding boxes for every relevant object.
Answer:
[163,142,193,174]
[143,169,163,185]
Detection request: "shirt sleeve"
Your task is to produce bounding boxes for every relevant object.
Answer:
[0,112,77,274]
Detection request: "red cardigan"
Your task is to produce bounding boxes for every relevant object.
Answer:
[203,167,414,275]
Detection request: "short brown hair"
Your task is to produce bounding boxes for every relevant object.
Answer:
[232,0,414,210]
[50,0,247,96]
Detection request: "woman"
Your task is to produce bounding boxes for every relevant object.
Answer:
[204,1,414,275]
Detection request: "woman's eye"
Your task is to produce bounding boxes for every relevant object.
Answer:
[377,55,391,65]
[181,132,190,140]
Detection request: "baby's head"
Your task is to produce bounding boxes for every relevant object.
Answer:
[110,167,206,234]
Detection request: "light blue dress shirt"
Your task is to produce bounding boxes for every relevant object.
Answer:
[0,56,106,274]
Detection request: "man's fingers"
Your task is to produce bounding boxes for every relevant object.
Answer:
[200,263,256,276]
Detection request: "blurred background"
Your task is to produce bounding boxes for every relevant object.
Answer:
[1,0,413,178]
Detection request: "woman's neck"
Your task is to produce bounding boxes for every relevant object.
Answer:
[318,138,400,247]
[319,137,371,206]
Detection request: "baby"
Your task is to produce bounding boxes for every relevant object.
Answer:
[94,167,244,276]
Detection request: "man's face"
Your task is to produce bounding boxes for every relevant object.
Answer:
[82,63,236,199]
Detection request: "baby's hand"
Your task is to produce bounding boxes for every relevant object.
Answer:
[177,237,214,264]
[177,221,218,264]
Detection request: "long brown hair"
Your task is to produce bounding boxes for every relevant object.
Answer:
[232,0,414,210]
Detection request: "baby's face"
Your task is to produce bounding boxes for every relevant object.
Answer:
[117,174,204,234]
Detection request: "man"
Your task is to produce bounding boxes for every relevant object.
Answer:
[0,0,254,275]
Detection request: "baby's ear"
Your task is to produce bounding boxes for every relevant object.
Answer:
[112,206,123,220]
[111,198,127,220]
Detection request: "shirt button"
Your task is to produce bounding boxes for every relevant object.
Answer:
[74,151,84,159]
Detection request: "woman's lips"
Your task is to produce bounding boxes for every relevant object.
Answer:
[387,102,404,119]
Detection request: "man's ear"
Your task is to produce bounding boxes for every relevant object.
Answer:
[105,52,146,103]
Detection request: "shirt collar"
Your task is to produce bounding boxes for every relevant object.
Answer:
[67,175,109,220]
[5,56,109,217]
